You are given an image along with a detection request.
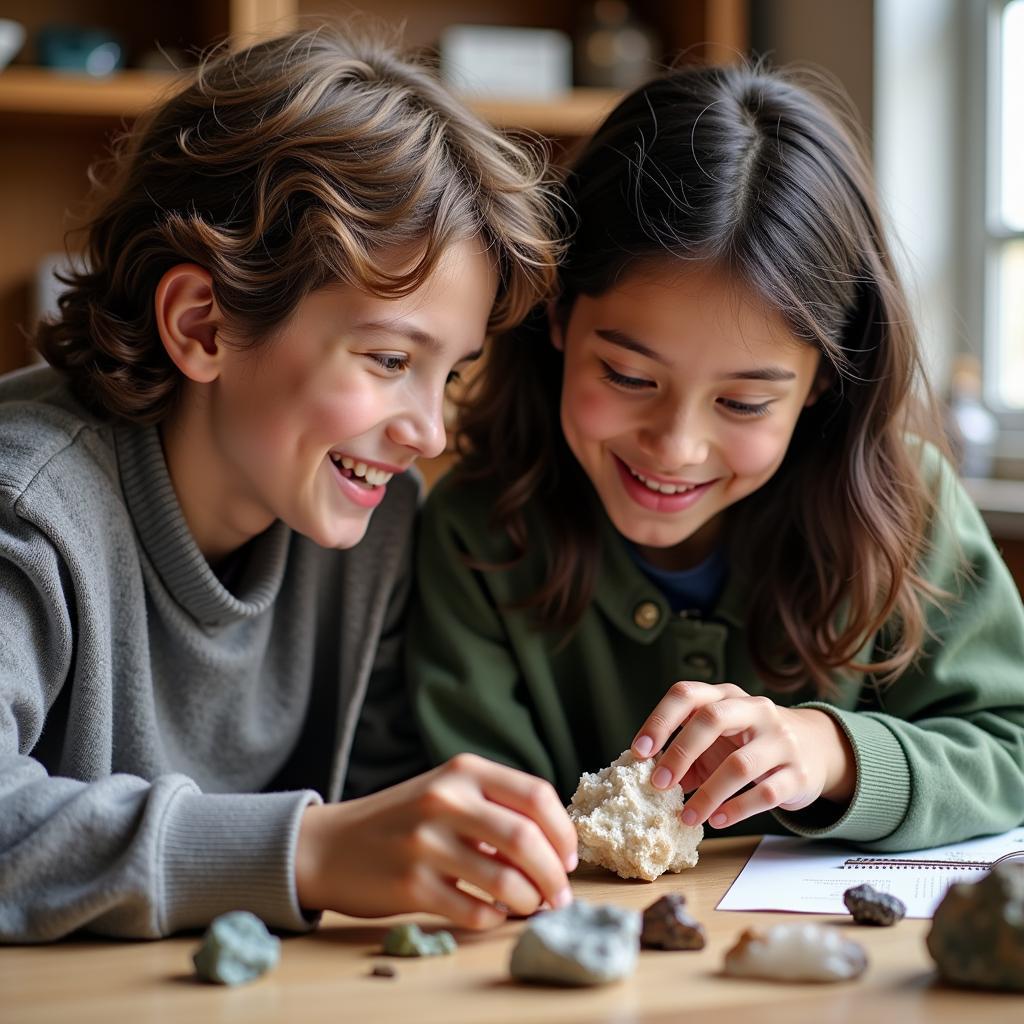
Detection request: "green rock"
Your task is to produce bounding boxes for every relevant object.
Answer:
[382,923,457,957]
[192,911,281,985]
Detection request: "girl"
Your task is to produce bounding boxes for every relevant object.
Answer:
[0,28,577,943]
[410,63,1024,850]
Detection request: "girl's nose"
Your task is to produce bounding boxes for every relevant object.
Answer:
[640,408,710,470]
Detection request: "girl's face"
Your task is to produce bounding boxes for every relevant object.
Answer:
[554,262,823,570]
[166,238,495,561]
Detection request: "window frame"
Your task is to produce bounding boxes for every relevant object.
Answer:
[970,0,1024,444]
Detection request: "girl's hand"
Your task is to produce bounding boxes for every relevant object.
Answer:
[295,753,578,929]
[630,681,856,830]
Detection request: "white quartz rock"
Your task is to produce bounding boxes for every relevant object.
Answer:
[509,901,641,986]
[567,750,703,881]
[724,923,868,982]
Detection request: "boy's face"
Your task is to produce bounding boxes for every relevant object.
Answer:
[553,261,822,571]
[173,238,495,556]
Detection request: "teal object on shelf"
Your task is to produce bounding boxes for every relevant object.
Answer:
[36,26,123,77]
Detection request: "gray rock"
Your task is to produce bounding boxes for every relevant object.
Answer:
[382,923,457,957]
[926,864,1024,991]
[510,901,641,986]
[192,911,281,985]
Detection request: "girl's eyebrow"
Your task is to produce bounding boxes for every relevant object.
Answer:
[594,328,796,381]
[721,367,796,382]
[594,328,667,363]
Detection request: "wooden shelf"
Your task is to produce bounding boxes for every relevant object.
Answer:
[0,67,181,118]
[0,67,621,135]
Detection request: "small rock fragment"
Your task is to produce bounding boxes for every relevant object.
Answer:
[370,963,397,978]
[843,884,906,926]
[382,923,457,957]
[641,894,706,950]
[926,864,1024,991]
[510,901,641,986]
[567,750,703,882]
[723,923,867,983]
[192,911,281,985]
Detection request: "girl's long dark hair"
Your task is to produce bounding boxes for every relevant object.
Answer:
[456,63,949,694]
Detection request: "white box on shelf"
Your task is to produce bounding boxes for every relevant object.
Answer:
[440,25,572,99]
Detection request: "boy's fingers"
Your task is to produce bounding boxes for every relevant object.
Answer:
[455,803,572,912]
[423,875,508,931]
[468,758,578,871]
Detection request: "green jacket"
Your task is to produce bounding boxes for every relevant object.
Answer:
[408,458,1024,851]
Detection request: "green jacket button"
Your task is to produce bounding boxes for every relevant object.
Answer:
[633,601,661,629]
[684,652,715,673]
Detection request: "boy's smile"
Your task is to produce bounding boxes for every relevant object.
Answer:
[554,262,823,571]
[161,238,496,562]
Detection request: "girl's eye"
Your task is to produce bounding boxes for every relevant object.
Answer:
[718,397,772,417]
[446,370,462,386]
[600,361,655,390]
[369,353,409,374]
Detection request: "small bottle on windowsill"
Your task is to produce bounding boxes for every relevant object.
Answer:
[947,354,999,478]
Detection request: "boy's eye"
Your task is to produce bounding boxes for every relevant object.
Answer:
[718,397,772,417]
[369,353,409,373]
[600,361,655,390]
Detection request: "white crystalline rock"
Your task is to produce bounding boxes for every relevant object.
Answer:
[567,750,703,882]
[724,923,868,982]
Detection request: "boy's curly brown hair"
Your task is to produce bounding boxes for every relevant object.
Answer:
[37,26,560,423]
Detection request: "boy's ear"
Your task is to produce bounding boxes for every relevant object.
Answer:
[155,264,224,384]
[548,300,565,352]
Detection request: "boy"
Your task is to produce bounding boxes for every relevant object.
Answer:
[0,28,576,942]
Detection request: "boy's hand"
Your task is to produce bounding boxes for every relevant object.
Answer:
[295,753,577,929]
[630,681,856,830]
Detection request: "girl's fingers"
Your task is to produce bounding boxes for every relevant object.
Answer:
[631,681,741,760]
[678,738,783,825]
[654,695,763,788]
[694,768,805,830]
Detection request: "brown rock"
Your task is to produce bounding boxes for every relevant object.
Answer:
[641,894,706,950]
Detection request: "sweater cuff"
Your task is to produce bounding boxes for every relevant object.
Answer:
[772,704,911,843]
[159,789,323,935]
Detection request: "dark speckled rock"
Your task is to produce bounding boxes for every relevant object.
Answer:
[926,864,1024,991]
[843,884,906,926]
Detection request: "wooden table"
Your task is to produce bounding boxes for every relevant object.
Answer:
[2,836,1019,1023]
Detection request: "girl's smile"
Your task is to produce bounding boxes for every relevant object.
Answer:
[554,262,823,571]
[613,454,719,513]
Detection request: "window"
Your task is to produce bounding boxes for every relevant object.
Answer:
[984,0,1024,413]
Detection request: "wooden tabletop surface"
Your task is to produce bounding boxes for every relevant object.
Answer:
[2,835,1019,1023]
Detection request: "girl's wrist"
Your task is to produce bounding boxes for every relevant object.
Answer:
[806,709,857,804]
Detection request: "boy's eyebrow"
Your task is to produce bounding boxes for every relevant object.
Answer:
[595,328,796,381]
[356,319,483,361]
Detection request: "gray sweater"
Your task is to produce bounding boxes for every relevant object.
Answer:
[0,366,427,942]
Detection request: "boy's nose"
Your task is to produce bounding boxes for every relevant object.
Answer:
[388,396,447,460]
